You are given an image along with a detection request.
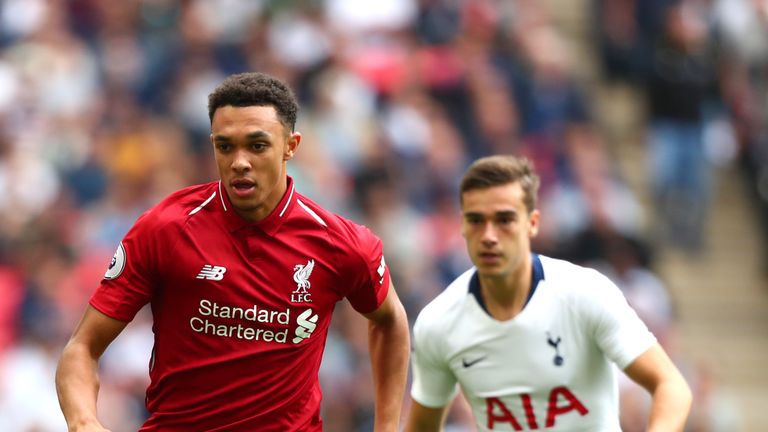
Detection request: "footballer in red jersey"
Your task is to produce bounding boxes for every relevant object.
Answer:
[56,72,410,432]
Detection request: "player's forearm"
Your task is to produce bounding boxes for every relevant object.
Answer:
[404,401,447,432]
[368,304,410,431]
[55,341,106,431]
[646,374,692,432]
[405,415,442,432]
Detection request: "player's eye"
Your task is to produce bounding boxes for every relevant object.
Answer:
[466,216,484,226]
[249,142,267,151]
[216,143,232,152]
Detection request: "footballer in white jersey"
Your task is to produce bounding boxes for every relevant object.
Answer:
[406,155,691,432]
[411,254,656,431]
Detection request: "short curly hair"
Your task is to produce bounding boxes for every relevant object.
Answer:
[207,72,299,132]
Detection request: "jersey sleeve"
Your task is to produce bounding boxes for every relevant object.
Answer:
[89,210,164,322]
[583,270,657,369]
[410,311,459,408]
[340,224,390,314]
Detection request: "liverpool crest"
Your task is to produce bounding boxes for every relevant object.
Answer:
[291,259,314,303]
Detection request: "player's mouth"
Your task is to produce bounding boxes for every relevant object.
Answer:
[477,252,501,264]
[230,179,256,198]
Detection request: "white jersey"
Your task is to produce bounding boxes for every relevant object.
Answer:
[411,254,656,431]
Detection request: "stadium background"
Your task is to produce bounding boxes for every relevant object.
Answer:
[0,0,766,430]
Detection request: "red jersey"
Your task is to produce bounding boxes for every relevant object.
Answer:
[90,177,390,431]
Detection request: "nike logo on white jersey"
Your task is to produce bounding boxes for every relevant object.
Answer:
[196,265,227,281]
[462,355,487,368]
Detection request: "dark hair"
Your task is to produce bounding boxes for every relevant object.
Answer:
[207,72,299,132]
[459,155,540,213]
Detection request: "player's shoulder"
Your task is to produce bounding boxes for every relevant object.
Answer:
[414,268,475,333]
[137,182,219,231]
[540,254,597,279]
[538,254,616,297]
[293,193,380,245]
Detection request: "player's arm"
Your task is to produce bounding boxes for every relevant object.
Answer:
[405,400,449,432]
[56,305,128,432]
[623,343,692,432]
[362,277,410,432]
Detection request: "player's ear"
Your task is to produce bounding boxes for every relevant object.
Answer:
[284,132,301,161]
[528,209,540,237]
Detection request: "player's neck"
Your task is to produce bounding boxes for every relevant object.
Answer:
[478,257,532,321]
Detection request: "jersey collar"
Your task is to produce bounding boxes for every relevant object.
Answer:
[469,253,545,316]
[218,176,297,236]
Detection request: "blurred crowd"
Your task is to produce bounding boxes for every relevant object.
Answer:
[0,0,764,431]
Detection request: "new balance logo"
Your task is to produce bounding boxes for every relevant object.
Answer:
[196,265,227,281]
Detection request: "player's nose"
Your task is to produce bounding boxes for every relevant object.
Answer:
[231,149,252,172]
[480,222,498,244]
